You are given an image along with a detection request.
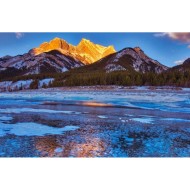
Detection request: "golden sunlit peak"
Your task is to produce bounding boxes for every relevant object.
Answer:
[52,37,62,40]
[78,38,92,45]
[32,37,116,64]
[81,38,90,42]
[108,45,115,50]
[50,37,65,42]
[50,37,69,45]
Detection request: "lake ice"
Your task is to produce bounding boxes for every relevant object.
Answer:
[0,88,190,157]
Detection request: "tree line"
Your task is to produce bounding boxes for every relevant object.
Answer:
[1,69,190,89]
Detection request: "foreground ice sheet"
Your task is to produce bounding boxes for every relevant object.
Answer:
[0,88,190,157]
[0,120,79,137]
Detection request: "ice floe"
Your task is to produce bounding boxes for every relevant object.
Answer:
[0,122,80,137]
[0,116,13,121]
[131,118,154,124]
[162,118,190,122]
[0,108,81,115]
[98,115,108,119]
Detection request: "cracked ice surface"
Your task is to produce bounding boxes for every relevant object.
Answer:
[0,88,190,157]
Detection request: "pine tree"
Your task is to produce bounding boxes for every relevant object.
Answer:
[30,79,39,89]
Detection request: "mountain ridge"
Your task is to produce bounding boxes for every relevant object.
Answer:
[2,37,186,83]
[88,47,168,73]
[0,50,84,78]
[31,37,116,64]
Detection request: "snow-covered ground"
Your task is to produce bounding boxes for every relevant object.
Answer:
[38,78,54,88]
[0,78,54,91]
[0,88,190,157]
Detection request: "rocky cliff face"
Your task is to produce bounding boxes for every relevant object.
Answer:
[32,37,116,64]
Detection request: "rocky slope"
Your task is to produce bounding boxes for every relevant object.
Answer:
[0,50,84,78]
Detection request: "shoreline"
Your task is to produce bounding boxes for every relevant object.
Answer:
[0,85,188,93]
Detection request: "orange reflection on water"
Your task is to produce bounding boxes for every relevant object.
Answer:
[35,136,106,157]
[70,138,105,157]
[80,101,112,107]
[35,137,60,157]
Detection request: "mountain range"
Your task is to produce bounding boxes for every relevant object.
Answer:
[31,37,116,64]
[0,37,189,81]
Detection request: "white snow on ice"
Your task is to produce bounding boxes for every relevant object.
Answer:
[0,108,81,115]
[0,116,13,121]
[162,118,190,122]
[131,118,154,124]
[0,121,80,137]
[98,115,108,119]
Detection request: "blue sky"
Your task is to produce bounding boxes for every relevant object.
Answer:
[0,32,190,67]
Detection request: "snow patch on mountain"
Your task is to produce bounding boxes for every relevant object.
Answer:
[62,67,68,72]
[105,64,126,73]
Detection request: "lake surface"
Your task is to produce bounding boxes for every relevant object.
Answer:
[0,88,190,157]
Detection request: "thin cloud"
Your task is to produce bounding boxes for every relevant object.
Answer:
[167,33,190,43]
[154,33,167,37]
[15,32,24,39]
[174,59,185,65]
[154,32,190,42]
[154,32,190,48]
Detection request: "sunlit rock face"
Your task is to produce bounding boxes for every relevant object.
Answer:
[32,37,116,64]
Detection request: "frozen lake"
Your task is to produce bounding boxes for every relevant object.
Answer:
[0,87,190,157]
